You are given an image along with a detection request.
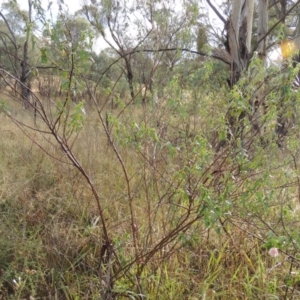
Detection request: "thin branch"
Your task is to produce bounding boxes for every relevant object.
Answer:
[139,48,230,64]
[206,0,226,24]
[0,12,17,49]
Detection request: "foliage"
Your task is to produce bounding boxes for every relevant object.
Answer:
[2,1,300,299]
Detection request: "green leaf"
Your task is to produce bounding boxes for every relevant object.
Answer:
[78,50,88,60]
[40,48,48,64]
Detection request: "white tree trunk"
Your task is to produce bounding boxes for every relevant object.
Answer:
[228,0,242,85]
[242,0,254,52]
[228,0,254,85]
[257,0,269,64]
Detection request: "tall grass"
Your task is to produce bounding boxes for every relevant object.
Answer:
[1,61,300,299]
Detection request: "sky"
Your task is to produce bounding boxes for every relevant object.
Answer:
[0,0,82,14]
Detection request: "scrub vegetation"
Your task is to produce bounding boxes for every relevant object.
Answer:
[1,0,300,299]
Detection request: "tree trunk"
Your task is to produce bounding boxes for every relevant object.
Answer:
[226,0,255,144]
[20,0,33,108]
[20,40,31,108]
[257,0,269,64]
[227,0,254,87]
[124,57,135,100]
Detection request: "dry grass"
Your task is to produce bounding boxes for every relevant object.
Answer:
[1,86,300,300]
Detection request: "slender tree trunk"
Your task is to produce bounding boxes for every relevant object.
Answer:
[124,57,135,100]
[228,0,243,87]
[20,40,31,108]
[257,0,268,64]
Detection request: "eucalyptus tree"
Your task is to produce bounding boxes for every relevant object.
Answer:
[205,0,267,86]
[81,0,199,101]
[0,0,44,107]
[41,14,96,101]
[204,0,300,145]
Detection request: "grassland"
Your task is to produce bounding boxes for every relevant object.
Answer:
[1,76,300,300]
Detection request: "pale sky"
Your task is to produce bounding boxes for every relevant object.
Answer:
[0,0,82,14]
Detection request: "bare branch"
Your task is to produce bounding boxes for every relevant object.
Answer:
[206,0,226,24]
[0,11,17,48]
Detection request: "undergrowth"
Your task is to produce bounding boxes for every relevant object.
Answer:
[1,61,300,299]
